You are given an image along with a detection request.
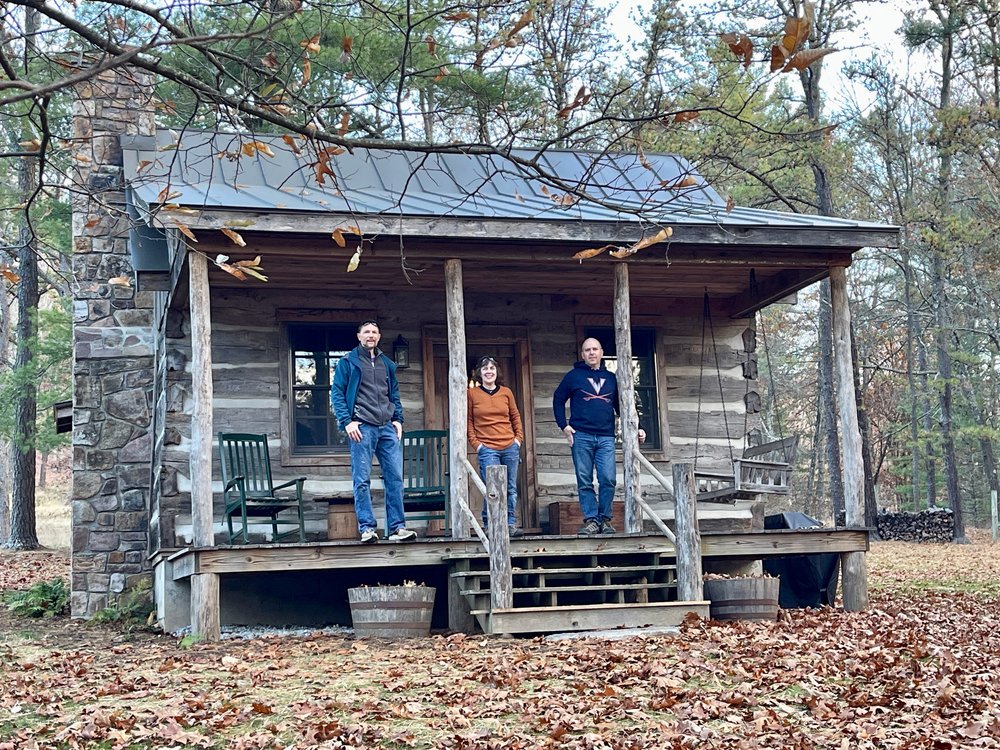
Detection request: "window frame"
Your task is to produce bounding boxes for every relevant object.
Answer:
[574,315,671,460]
[277,310,376,467]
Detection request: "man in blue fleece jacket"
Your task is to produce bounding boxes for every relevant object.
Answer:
[331,320,416,544]
[553,338,645,536]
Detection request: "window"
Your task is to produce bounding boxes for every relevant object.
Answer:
[288,324,358,454]
[582,326,661,450]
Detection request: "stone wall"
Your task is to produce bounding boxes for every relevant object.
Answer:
[70,69,157,617]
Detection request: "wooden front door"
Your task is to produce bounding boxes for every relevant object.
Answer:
[422,326,538,528]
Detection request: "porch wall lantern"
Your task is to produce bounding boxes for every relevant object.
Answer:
[393,334,410,369]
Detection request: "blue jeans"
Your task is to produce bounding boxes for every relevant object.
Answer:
[571,431,616,523]
[350,423,405,534]
[478,442,520,527]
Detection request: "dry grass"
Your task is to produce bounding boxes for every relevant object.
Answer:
[868,527,1000,596]
[35,482,71,551]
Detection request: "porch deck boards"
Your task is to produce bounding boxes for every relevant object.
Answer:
[166,528,869,580]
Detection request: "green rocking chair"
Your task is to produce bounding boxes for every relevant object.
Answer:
[401,430,449,525]
[218,432,307,544]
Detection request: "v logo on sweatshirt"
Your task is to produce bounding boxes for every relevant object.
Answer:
[584,377,612,404]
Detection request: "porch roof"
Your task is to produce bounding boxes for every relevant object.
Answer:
[121,130,898,248]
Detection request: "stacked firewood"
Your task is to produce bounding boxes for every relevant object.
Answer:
[876,508,954,542]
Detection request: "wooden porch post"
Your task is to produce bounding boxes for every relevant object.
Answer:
[445,259,473,633]
[445,259,469,539]
[830,266,869,612]
[188,250,220,641]
[614,263,642,534]
[672,462,703,601]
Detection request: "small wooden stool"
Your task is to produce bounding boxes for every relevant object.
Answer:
[317,496,357,540]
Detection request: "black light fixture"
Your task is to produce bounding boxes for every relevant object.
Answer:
[392,334,410,369]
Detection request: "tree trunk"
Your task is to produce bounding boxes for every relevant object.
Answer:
[6,6,41,550]
[819,280,844,525]
[805,380,822,519]
[850,326,879,532]
[930,0,965,543]
[901,244,923,511]
[0,298,12,539]
[0,443,10,542]
[8,176,40,549]
[38,451,47,490]
[916,335,937,508]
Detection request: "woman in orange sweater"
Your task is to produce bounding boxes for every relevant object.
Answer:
[468,356,524,537]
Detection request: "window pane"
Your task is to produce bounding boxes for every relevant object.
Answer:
[288,323,357,454]
[636,388,660,448]
[294,356,318,386]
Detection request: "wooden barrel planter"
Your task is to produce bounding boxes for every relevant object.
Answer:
[347,585,436,638]
[704,577,780,621]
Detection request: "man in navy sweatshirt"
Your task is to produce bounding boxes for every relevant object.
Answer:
[553,338,645,536]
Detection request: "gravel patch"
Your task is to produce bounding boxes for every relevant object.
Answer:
[545,625,679,641]
[171,624,355,640]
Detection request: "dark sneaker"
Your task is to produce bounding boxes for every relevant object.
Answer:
[508,526,524,538]
[388,527,417,542]
[578,520,601,536]
[360,528,379,544]
[599,520,616,535]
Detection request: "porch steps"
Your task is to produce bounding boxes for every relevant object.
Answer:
[479,601,709,636]
[445,545,704,635]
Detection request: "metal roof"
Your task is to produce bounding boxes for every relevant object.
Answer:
[121,129,896,237]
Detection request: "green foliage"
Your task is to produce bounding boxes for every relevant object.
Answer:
[0,298,72,453]
[3,578,69,618]
[90,579,155,632]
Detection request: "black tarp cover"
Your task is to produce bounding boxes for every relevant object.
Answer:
[763,512,840,608]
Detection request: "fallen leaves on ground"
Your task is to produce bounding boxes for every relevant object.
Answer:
[0,549,68,590]
[1,538,998,748]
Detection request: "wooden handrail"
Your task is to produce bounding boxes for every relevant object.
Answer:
[636,452,677,543]
[458,455,490,549]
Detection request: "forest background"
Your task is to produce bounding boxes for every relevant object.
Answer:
[0,0,997,549]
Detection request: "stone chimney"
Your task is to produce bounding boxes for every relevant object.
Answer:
[70,68,157,617]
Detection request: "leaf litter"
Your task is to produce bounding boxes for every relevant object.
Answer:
[0,535,998,748]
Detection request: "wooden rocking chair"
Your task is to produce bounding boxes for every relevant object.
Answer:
[401,430,449,525]
[219,432,307,544]
[695,435,798,503]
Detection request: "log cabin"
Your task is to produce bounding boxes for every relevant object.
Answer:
[70,70,896,639]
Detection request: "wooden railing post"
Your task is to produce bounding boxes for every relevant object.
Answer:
[614,263,642,534]
[486,465,512,611]
[673,462,703,602]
